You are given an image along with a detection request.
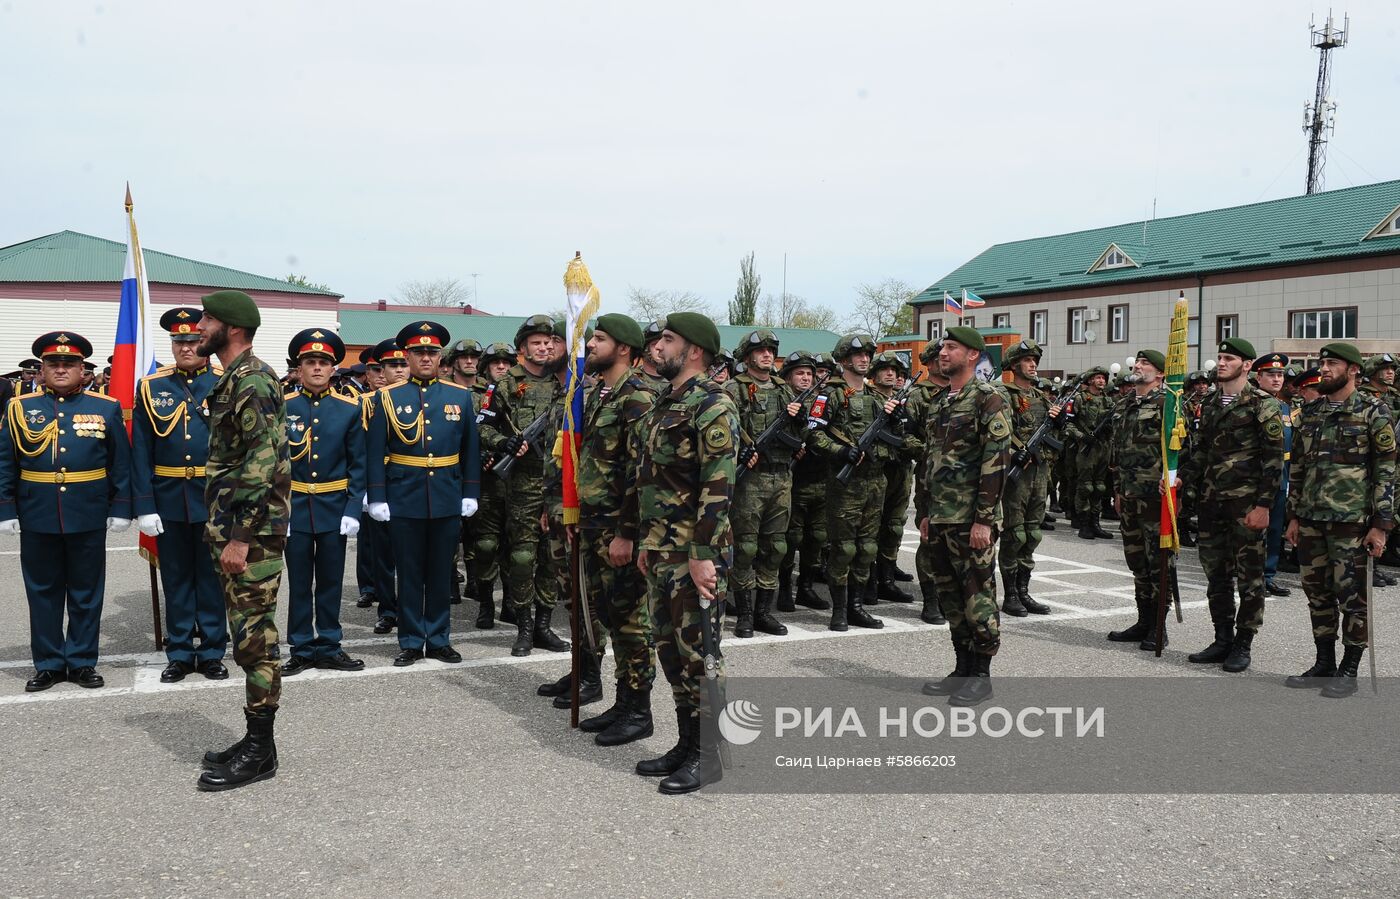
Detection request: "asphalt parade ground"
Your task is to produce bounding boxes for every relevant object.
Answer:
[3,514,1399,898]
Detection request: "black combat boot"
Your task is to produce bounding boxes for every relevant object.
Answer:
[753,588,788,636]
[862,564,880,606]
[1139,619,1167,652]
[1188,619,1234,664]
[1042,514,1056,531]
[1018,569,1051,615]
[511,608,534,657]
[554,652,603,708]
[533,604,569,652]
[537,671,571,697]
[776,566,796,612]
[1285,638,1338,687]
[636,709,695,777]
[475,581,495,629]
[1077,517,1098,540]
[658,716,724,795]
[920,582,947,625]
[1320,645,1365,698]
[1090,514,1113,539]
[847,580,884,629]
[1107,594,1152,643]
[580,682,626,733]
[733,587,755,638]
[500,580,517,625]
[890,561,914,582]
[922,644,970,695]
[197,708,278,792]
[828,583,849,632]
[1222,630,1254,673]
[795,567,829,610]
[1000,568,1028,617]
[877,560,914,603]
[948,652,993,707]
[597,685,655,747]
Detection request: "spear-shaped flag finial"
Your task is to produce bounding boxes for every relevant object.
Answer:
[124,181,133,213]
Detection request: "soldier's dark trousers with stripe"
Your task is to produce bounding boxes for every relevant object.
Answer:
[366,519,397,618]
[286,531,348,659]
[159,520,228,665]
[1197,503,1268,634]
[21,529,106,673]
[390,518,458,651]
[1297,520,1370,648]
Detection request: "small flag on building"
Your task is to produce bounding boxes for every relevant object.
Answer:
[943,290,962,315]
[962,288,987,308]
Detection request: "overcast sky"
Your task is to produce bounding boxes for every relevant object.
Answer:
[3,1,1397,323]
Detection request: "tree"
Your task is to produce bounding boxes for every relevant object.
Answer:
[626,286,714,324]
[284,273,332,292]
[845,278,917,339]
[756,292,840,332]
[394,277,472,307]
[729,252,760,326]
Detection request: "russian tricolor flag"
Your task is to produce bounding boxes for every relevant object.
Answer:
[111,183,158,421]
[943,290,962,315]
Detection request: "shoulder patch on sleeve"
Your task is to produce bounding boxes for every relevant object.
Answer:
[1376,424,1396,452]
[1264,416,1283,440]
[987,413,1011,440]
[705,422,733,452]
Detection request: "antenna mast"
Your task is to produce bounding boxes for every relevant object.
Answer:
[1303,11,1348,195]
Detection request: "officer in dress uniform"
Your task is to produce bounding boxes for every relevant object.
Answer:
[365,321,481,666]
[365,338,409,633]
[352,347,383,607]
[0,332,132,692]
[17,359,41,395]
[282,329,367,674]
[133,307,230,682]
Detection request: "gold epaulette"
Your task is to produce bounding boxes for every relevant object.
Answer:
[84,391,120,403]
[284,391,300,401]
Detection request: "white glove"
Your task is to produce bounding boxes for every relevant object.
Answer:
[137,514,164,537]
[361,494,369,512]
[461,498,478,518]
[0,518,19,535]
[368,502,391,523]
[340,515,361,537]
[107,517,132,533]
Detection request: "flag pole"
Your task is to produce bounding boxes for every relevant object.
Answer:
[125,183,163,649]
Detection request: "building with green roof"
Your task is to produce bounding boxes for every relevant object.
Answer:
[910,180,1400,374]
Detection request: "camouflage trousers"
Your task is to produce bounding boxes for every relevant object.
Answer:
[924,522,1000,655]
[1196,503,1268,634]
[1296,520,1371,647]
[1056,449,1078,511]
[879,461,914,563]
[732,468,792,591]
[1119,495,1170,608]
[825,467,885,588]
[582,527,655,691]
[472,476,508,586]
[504,467,557,610]
[783,475,828,574]
[647,551,727,717]
[210,535,285,713]
[1076,444,1109,519]
[1000,461,1049,576]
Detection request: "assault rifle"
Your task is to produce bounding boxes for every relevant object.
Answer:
[736,370,832,483]
[491,407,555,478]
[1006,379,1084,484]
[834,371,924,486]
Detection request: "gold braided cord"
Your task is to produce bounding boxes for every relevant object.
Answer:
[289,425,312,461]
[6,399,58,460]
[139,377,187,439]
[378,386,425,446]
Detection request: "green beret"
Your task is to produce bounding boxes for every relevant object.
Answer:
[663,312,721,355]
[201,290,261,329]
[1217,337,1256,360]
[595,313,644,351]
[1319,342,1363,366]
[944,326,984,352]
[1136,349,1167,372]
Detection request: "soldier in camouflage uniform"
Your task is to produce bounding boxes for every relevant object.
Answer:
[1177,371,1212,547]
[445,339,486,604]
[470,341,518,628]
[1105,350,1171,651]
[1178,338,1284,673]
[870,351,918,605]
[916,328,1011,707]
[1284,342,1397,698]
[1067,367,1113,539]
[726,329,804,637]
[634,313,738,795]
[908,343,950,625]
[999,339,1060,617]
[1252,353,1296,597]
[1359,353,1400,584]
[193,290,292,792]
[809,333,899,632]
[779,351,831,613]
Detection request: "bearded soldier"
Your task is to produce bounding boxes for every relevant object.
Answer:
[1179,338,1284,673]
[998,339,1059,617]
[1284,342,1396,698]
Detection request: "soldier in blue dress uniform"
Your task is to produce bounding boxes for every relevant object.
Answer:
[133,307,230,683]
[282,329,368,674]
[0,332,132,692]
[365,321,481,666]
[364,339,407,633]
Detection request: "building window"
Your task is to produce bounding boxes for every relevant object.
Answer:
[1291,308,1357,340]
[1108,304,1129,343]
[926,318,943,341]
[993,312,1010,329]
[1391,214,1400,234]
[1217,315,1238,343]
[960,316,976,328]
[1105,250,1125,267]
[1187,317,1200,348]
[1068,307,1088,344]
[1030,310,1048,345]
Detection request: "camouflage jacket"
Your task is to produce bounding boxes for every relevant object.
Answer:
[1178,382,1285,511]
[1004,380,1055,465]
[580,370,657,537]
[1109,387,1165,499]
[484,363,563,474]
[204,349,291,544]
[1287,389,1397,530]
[809,381,904,475]
[723,372,800,467]
[637,374,738,561]
[917,379,1011,527]
[1065,390,1111,448]
[872,383,923,464]
[906,381,948,518]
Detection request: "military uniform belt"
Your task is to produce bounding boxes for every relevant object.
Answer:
[20,467,106,484]
[387,453,460,469]
[292,478,350,494]
[154,464,206,479]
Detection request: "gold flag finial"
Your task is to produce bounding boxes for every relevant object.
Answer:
[124,182,133,213]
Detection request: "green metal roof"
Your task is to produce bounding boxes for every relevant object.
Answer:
[913,180,1400,305]
[0,230,342,297]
